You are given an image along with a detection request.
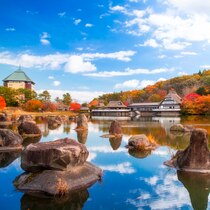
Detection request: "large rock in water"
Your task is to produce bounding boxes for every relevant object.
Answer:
[21,138,89,172]
[47,116,62,130]
[18,122,42,136]
[128,134,157,150]
[109,120,122,136]
[18,115,35,123]
[0,129,23,147]
[170,124,194,132]
[75,114,88,130]
[165,128,210,172]
[14,162,102,196]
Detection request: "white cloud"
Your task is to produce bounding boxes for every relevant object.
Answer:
[74,19,82,25]
[114,79,156,89]
[140,39,160,48]
[81,50,136,62]
[112,1,210,50]
[99,162,136,174]
[37,89,106,103]
[158,55,166,59]
[64,55,96,73]
[5,28,15,32]
[58,12,66,17]
[144,176,159,185]
[178,71,188,76]
[181,51,197,55]
[85,23,93,27]
[48,76,54,80]
[87,152,97,162]
[200,65,210,69]
[85,68,171,77]
[110,5,127,13]
[40,32,50,45]
[0,50,135,72]
[53,81,61,86]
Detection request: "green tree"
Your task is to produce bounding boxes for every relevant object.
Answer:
[0,86,18,106]
[62,93,72,105]
[39,90,51,101]
[18,88,37,102]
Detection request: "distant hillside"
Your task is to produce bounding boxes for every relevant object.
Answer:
[96,69,210,104]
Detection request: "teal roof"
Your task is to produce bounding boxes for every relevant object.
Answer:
[3,69,35,84]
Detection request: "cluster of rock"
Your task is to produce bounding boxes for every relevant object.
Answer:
[14,138,102,196]
[165,128,210,172]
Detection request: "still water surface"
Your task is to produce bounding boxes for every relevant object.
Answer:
[0,116,210,210]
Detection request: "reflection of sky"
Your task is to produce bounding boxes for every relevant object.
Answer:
[0,117,210,209]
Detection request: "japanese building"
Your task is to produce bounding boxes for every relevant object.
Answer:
[3,68,35,90]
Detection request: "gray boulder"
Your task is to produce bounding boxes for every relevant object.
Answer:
[0,129,23,147]
[128,134,157,150]
[109,120,122,136]
[18,122,42,136]
[165,128,210,172]
[14,162,102,196]
[75,114,88,130]
[21,138,89,172]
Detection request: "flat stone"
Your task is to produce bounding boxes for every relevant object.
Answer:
[14,162,102,196]
[165,128,210,172]
[128,134,157,150]
[21,138,89,172]
[0,129,23,147]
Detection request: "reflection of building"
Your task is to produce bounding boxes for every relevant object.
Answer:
[3,67,35,90]
[129,91,182,116]
[91,101,130,116]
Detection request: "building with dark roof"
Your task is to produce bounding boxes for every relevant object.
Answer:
[3,68,35,90]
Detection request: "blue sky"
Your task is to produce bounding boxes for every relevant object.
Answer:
[0,0,210,102]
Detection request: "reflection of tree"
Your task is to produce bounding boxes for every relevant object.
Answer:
[76,130,88,144]
[63,123,71,134]
[42,123,49,137]
[109,136,122,150]
[177,171,210,210]
[0,151,21,168]
[21,189,89,210]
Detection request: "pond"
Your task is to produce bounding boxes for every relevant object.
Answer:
[0,116,210,210]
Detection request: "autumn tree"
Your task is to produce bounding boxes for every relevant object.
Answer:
[69,102,81,111]
[0,86,19,106]
[39,90,51,101]
[24,99,43,112]
[62,93,72,105]
[42,101,57,112]
[0,96,6,110]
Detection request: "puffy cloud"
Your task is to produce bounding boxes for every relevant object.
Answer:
[64,55,96,73]
[110,5,127,13]
[74,19,82,25]
[40,32,50,45]
[85,23,93,27]
[181,51,197,55]
[114,79,156,89]
[0,50,135,72]
[140,39,160,48]
[53,81,61,86]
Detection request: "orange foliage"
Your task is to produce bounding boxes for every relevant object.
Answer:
[24,99,43,112]
[70,102,81,111]
[0,96,6,110]
[182,93,210,115]
[89,99,98,108]
[43,101,57,112]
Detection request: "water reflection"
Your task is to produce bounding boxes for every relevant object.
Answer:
[0,151,21,168]
[128,148,151,159]
[178,171,210,210]
[109,136,122,150]
[76,130,88,144]
[22,136,42,147]
[21,189,89,210]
